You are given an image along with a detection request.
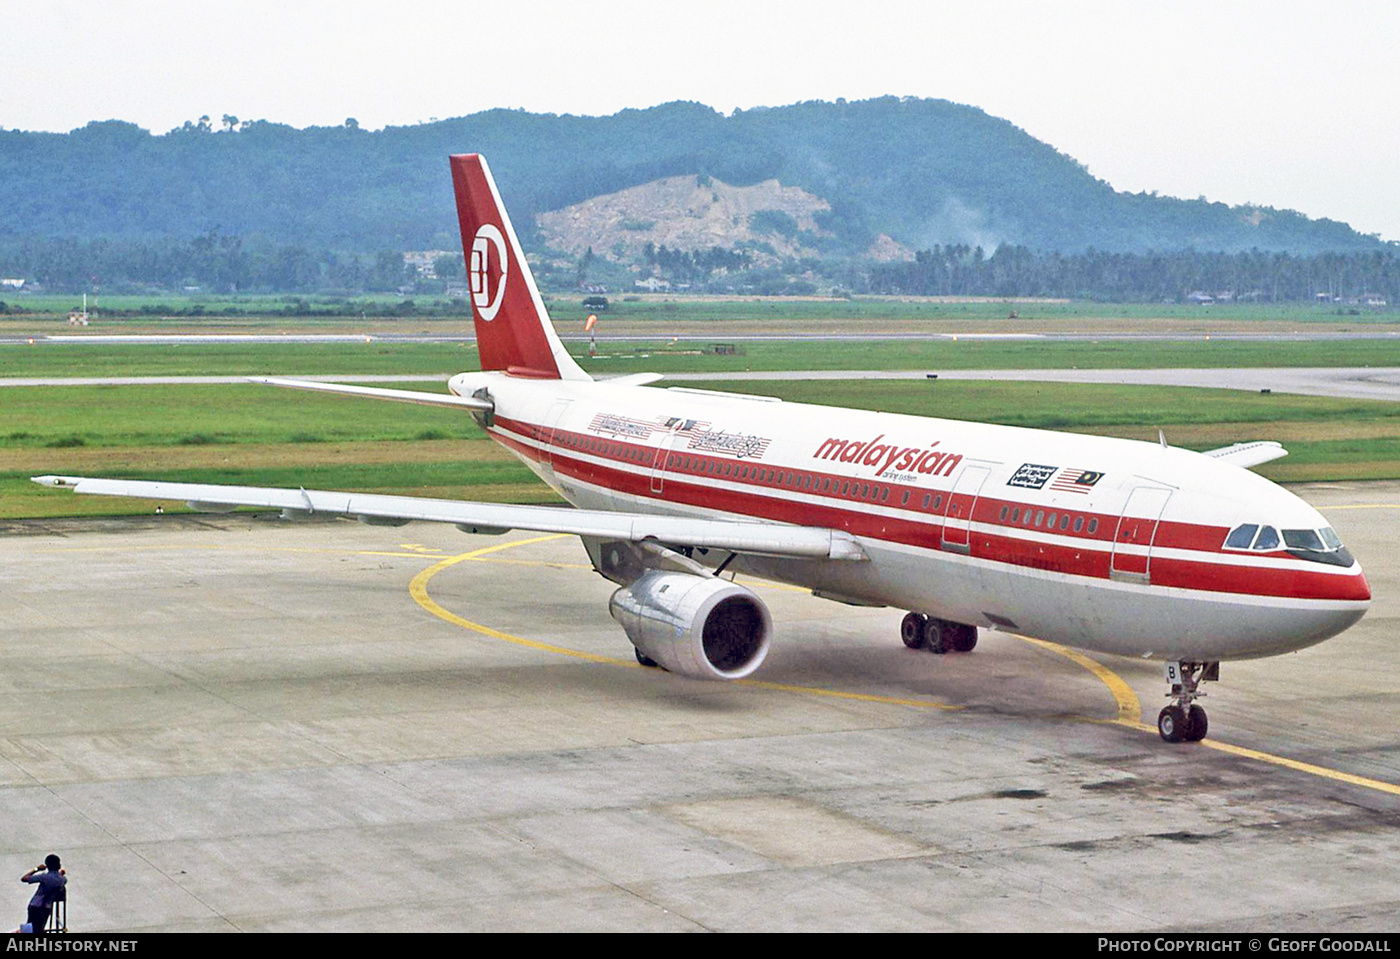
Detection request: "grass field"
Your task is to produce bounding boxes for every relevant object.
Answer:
[6,376,1400,518]
[5,300,1400,518]
[8,292,1398,326]
[7,337,1400,380]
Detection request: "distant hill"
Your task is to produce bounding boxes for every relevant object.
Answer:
[0,98,1385,256]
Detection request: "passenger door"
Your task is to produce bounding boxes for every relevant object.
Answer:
[941,465,992,554]
[1110,485,1173,584]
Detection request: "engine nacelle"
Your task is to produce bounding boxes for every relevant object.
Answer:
[608,571,772,681]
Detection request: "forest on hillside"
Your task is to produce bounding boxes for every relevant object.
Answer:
[2,98,1386,256]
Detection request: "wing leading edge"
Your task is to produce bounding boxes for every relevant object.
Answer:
[30,475,867,561]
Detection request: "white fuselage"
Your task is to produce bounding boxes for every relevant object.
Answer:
[450,371,1370,662]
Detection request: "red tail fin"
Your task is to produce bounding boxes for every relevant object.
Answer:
[449,154,588,381]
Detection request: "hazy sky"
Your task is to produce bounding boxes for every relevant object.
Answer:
[6,1,1398,241]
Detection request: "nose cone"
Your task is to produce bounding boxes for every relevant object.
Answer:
[1351,568,1373,603]
[1311,563,1371,644]
[1322,556,1371,603]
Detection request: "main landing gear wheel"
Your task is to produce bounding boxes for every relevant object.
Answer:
[922,618,949,654]
[900,612,927,649]
[950,624,978,652]
[1157,661,1217,743]
[900,613,977,654]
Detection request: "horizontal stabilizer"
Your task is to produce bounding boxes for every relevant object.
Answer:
[1202,441,1289,469]
[251,377,492,411]
[31,475,868,562]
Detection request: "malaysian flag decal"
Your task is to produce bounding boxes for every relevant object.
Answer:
[1050,469,1104,494]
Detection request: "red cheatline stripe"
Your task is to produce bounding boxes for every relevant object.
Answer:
[487,418,1366,603]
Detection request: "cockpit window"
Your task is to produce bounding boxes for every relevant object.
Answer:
[1226,523,1353,566]
[1225,524,1258,549]
[1283,529,1325,551]
[1284,526,1354,566]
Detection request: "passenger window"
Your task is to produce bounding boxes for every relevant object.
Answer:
[922,493,931,509]
[1034,510,1044,528]
[999,506,1008,521]
[1088,518,1099,534]
[1060,515,1070,531]
[1073,516,1083,533]
[902,491,911,506]
[933,495,943,510]
[1254,526,1280,550]
[1012,508,1021,523]
[1046,512,1057,528]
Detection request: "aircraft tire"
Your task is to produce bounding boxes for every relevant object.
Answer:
[1158,705,1189,743]
[951,625,978,652]
[922,618,949,654]
[900,612,927,649]
[1187,705,1208,742]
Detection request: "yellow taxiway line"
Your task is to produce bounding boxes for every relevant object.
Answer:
[412,535,1400,798]
[409,536,960,711]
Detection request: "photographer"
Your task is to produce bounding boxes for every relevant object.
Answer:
[18,854,65,933]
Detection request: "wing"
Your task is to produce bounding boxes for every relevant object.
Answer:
[1201,441,1289,469]
[31,475,867,561]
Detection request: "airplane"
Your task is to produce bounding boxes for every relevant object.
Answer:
[33,154,1371,743]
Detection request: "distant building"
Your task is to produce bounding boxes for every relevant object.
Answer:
[1,278,24,290]
[403,250,455,278]
[634,277,671,292]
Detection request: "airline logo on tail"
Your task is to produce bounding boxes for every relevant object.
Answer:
[449,153,590,381]
[470,224,508,321]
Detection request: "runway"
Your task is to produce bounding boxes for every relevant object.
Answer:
[7,367,1400,403]
[2,483,1398,931]
[5,330,1400,346]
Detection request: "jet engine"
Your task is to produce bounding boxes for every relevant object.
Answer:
[608,571,772,681]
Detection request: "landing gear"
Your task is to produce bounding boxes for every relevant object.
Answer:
[1157,705,1189,743]
[922,618,949,654]
[1157,661,1217,743]
[950,623,978,652]
[900,612,926,649]
[900,613,977,654]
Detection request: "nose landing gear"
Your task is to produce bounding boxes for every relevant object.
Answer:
[1158,661,1218,742]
